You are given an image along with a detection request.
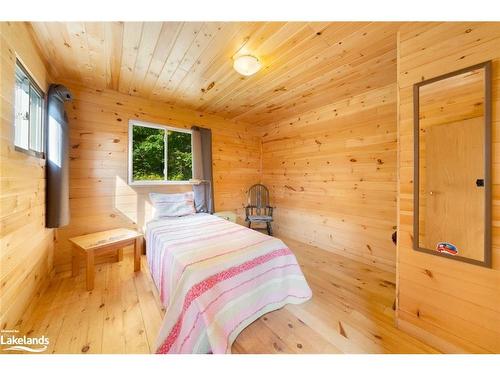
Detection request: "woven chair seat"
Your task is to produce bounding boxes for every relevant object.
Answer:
[248,215,273,222]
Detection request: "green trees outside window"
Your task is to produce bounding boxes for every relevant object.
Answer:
[166,130,192,181]
[131,124,192,182]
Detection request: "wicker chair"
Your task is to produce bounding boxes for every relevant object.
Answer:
[245,184,274,235]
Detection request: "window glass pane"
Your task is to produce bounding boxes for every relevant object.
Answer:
[14,68,30,150]
[132,125,165,181]
[167,130,192,181]
[29,88,43,152]
[14,62,45,155]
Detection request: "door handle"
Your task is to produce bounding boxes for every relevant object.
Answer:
[476,179,485,187]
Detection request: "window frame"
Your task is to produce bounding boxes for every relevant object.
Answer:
[13,59,46,159]
[128,119,193,186]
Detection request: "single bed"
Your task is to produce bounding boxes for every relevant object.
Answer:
[145,213,312,354]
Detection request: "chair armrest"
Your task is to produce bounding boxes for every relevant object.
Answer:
[266,206,274,217]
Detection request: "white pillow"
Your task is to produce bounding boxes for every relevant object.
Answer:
[149,192,196,219]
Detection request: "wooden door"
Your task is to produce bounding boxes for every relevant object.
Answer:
[422,117,484,261]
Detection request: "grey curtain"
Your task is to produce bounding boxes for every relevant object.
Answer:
[45,84,72,228]
[191,126,214,214]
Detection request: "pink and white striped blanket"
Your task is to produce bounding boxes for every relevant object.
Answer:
[145,213,312,354]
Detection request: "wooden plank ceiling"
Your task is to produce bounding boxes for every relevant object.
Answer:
[29,22,399,126]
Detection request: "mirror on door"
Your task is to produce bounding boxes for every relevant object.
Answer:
[413,61,492,267]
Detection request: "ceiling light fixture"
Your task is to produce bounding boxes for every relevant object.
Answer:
[233,55,262,76]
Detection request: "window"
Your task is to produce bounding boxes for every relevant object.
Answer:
[14,60,45,157]
[129,120,193,185]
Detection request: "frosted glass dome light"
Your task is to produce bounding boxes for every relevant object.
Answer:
[233,55,262,76]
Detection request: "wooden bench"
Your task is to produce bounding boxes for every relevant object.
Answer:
[69,228,143,291]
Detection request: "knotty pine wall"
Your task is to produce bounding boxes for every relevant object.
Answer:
[260,72,398,271]
[0,22,53,329]
[397,22,500,353]
[54,81,261,272]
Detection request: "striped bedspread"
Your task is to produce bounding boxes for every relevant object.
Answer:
[145,213,312,354]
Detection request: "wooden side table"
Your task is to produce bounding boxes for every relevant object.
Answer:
[69,228,143,291]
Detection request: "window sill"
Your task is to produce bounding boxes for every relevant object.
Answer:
[128,180,194,187]
[14,145,45,159]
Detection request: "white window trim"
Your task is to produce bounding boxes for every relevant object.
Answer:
[128,119,193,186]
[16,54,45,94]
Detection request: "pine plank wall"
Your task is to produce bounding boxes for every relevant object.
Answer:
[0,22,53,330]
[397,22,500,353]
[260,30,398,272]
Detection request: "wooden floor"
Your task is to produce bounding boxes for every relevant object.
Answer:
[13,237,438,354]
